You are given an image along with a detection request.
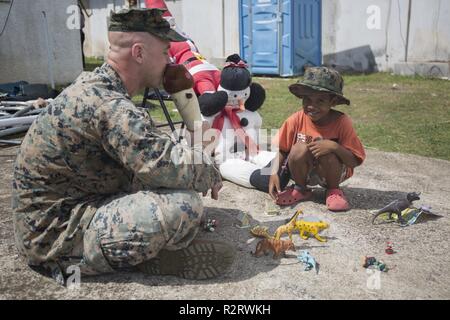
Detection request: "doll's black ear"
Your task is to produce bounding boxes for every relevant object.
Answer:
[245,82,266,112]
[225,54,244,64]
[198,91,229,116]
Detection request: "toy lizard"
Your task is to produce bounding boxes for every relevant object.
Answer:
[372,192,421,225]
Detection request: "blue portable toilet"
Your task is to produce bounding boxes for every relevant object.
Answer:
[239,0,322,77]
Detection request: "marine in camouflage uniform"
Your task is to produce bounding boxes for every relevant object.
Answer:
[12,8,233,281]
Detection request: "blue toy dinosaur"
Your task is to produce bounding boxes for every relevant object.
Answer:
[297,250,319,274]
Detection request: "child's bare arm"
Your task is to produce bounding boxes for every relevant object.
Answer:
[268,151,287,199]
[333,143,360,168]
[270,151,287,175]
[308,140,360,168]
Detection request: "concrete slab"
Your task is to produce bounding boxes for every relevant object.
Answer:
[394,62,450,77]
[1,146,449,299]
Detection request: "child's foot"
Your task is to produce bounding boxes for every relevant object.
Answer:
[326,188,350,211]
[276,184,312,206]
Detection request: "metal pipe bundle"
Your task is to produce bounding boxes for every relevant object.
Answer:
[0,99,50,144]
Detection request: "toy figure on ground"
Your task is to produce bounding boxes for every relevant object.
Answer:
[398,205,442,226]
[372,192,421,225]
[252,238,296,259]
[297,250,319,273]
[273,210,329,242]
[235,212,251,229]
[250,225,273,239]
[202,219,217,232]
[274,210,303,240]
[250,67,366,212]
[361,256,388,272]
[294,216,329,242]
[385,242,395,254]
[374,204,441,226]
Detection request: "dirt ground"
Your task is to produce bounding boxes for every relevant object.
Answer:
[0,145,449,300]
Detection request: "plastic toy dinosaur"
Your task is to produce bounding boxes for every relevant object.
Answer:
[297,250,319,273]
[372,192,421,225]
[274,210,303,240]
[250,225,273,239]
[294,217,329,242]
[253,238,296,259]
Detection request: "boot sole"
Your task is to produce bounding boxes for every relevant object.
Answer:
[138,240,236,280]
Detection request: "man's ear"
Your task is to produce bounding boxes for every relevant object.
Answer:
[131,43,144,64]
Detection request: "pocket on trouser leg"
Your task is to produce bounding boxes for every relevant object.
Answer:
[155,191,203,250]
[99,232,166,269]
[83,221,166,271]
[83,228,116,274]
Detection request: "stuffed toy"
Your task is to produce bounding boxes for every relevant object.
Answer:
[146,1,275,188]
[201,54,266,164]
[201,55,276,188]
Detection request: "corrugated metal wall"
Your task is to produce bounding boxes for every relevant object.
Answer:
[0,0,83,85]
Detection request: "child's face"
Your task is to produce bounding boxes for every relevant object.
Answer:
[302,93,336,123]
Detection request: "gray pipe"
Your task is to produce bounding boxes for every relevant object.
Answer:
[0,115,37,128]
[24,109,45,116]
[0,139,22,145]
[0,126,29,138]
[405,0,412,62]
[0,101,31,106]
[0,107,27,112]
[42,11,55,90]
[13,105,34,117]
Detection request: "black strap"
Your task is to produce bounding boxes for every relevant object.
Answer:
[183,56,200,66]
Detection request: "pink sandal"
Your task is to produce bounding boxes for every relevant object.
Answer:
[326,188,350,211]
[276,185,312,206]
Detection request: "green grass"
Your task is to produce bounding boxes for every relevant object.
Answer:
[84,57,105,72]
[132,92,183,123]
[84,58,450,161]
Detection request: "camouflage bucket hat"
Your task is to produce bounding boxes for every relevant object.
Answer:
[289,67,350,105]
[108,8,186,42]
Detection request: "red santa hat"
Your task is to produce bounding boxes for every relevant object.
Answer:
[145,0,172,17]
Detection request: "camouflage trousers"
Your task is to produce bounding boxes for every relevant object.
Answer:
[60,189,203,275]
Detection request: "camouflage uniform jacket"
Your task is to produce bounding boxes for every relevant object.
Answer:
[12,63,221,266]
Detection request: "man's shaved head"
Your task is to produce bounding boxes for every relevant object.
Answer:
[107,31,171,96]
[109,32,149,50]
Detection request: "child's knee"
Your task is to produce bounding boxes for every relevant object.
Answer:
[318,153,341,168]
[289,142,312,163]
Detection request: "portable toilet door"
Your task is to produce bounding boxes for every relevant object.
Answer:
[239,0,322,76]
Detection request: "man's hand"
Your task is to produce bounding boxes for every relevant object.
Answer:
[202,181,223,200]
[307,139,338,158]
[187,121,220,153]
[268,174,281,201]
